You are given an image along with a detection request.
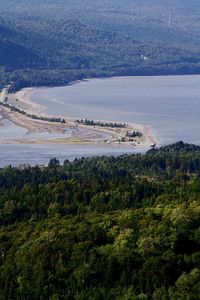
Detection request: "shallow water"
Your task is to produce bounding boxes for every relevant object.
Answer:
[0,119,27,140]
[0,114,72,141]
[32,75,200,145]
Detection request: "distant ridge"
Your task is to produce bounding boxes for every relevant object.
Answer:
[1,0,200,90]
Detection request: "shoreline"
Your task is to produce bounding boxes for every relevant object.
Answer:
[0,83,157,147]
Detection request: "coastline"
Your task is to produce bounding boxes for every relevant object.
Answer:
[0,84,157,147]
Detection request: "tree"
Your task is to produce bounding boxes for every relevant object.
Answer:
[48,158,60,169]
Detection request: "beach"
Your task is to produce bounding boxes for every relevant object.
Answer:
[0,86,156,147]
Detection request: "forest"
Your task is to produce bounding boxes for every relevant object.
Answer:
[1,0,200,90]
[1,1,200,298]
[1,142,200,299]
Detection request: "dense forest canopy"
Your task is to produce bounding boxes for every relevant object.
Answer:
[1,2,200,299]
[0,142,200,298]
[1,0,200,90]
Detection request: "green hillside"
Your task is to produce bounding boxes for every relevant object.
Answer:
[1,142,200,298]
[1,0,200,90]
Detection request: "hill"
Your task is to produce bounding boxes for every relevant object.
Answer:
[1,0,200,90]
[1,142,200,298]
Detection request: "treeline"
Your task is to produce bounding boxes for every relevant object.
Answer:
[0,101,66,124]
[126,130,143,138]
[77,118,127,128]
[0,142,200,298]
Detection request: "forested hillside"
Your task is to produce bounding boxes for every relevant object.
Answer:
[1,142,200,298]
[1,0,200,90]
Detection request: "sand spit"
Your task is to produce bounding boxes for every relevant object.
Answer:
[0,87,156,147]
